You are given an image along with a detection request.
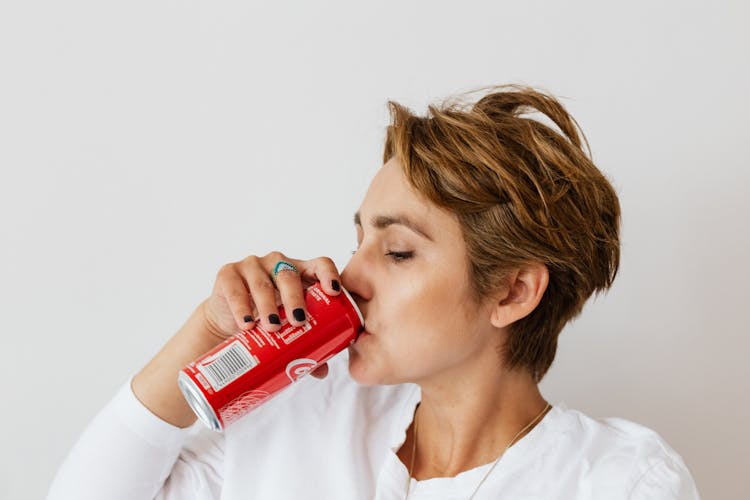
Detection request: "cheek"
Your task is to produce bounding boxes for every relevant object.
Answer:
[350,257,478,381]
[402,269,471,326]
[385,284,474,360]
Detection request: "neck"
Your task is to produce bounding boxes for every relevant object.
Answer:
[399,353,548,480]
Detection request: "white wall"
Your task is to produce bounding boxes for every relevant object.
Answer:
[1,1,747,498]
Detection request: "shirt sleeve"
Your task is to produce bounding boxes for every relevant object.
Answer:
[47,376,225,500]
[627,454,701,500]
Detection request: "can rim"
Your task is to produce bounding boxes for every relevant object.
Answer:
[178,371,224,432]
[340,285,365,330]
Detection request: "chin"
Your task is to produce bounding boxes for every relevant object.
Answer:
[347,347,390,386]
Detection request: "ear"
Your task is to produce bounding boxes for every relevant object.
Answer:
[490,262,549,329]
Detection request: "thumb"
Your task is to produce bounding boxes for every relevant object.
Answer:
[310,363,329,379]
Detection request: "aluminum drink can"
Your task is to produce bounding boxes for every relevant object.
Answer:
[178,282,364,431]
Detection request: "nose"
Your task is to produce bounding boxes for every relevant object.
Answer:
[340,250,372,314]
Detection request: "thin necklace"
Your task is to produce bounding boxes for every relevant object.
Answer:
[403,402,552,500]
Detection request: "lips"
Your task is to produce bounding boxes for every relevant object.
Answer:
[357,320,371,335]
[354,328,372,343]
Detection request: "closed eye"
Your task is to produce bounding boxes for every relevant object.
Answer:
[385,251,413,262]
[350,249,414,263]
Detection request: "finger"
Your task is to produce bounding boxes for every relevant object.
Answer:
[298,256,342,296]
[310,363,329,379]
[241,256,284,332]
[216,264,257,332]
[273,264,308,327]
[261,252,307,327]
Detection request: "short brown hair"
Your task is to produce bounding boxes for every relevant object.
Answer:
[383,84,620,382]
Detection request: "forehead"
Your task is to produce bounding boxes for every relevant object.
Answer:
[360,158,429,215]
[358,158,458,238]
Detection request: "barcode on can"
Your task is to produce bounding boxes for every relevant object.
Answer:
[197,340,258,391]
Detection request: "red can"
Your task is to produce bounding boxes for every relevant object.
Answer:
[178,282,364,431]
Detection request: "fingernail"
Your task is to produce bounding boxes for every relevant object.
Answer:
[293,308,306,322]
[331,280,340,292]
[269,314,281,325]
[244,315,253,323]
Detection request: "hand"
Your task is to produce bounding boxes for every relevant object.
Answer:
[200,252,343,379]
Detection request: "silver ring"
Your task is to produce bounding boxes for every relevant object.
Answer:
[272,260,298,282]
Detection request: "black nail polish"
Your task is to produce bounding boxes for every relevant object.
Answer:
[243,315,253,323]
[269,314,281,325]
[293,308,306,322]
[331,280,340,292]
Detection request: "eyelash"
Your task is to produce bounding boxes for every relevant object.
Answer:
[350,249,414,263]
[386,251,414,262]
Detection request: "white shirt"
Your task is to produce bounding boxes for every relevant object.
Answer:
[48,351,700,499]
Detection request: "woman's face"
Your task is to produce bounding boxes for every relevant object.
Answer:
[341,158,498,386]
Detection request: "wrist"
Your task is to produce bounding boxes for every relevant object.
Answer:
[131,304,226,428]
[198,299,233,342]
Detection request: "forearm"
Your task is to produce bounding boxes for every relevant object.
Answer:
[48,304,224,499]
[47,376,195,500]
[132,301,223,428]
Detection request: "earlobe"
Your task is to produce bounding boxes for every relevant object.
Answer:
[490,263,549,329]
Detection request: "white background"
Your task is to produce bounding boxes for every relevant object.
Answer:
[1,1,747,498]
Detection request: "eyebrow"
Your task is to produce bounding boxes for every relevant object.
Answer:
[354,211,434,241]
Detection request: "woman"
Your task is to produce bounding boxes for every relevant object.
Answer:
[48,85,700,499]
